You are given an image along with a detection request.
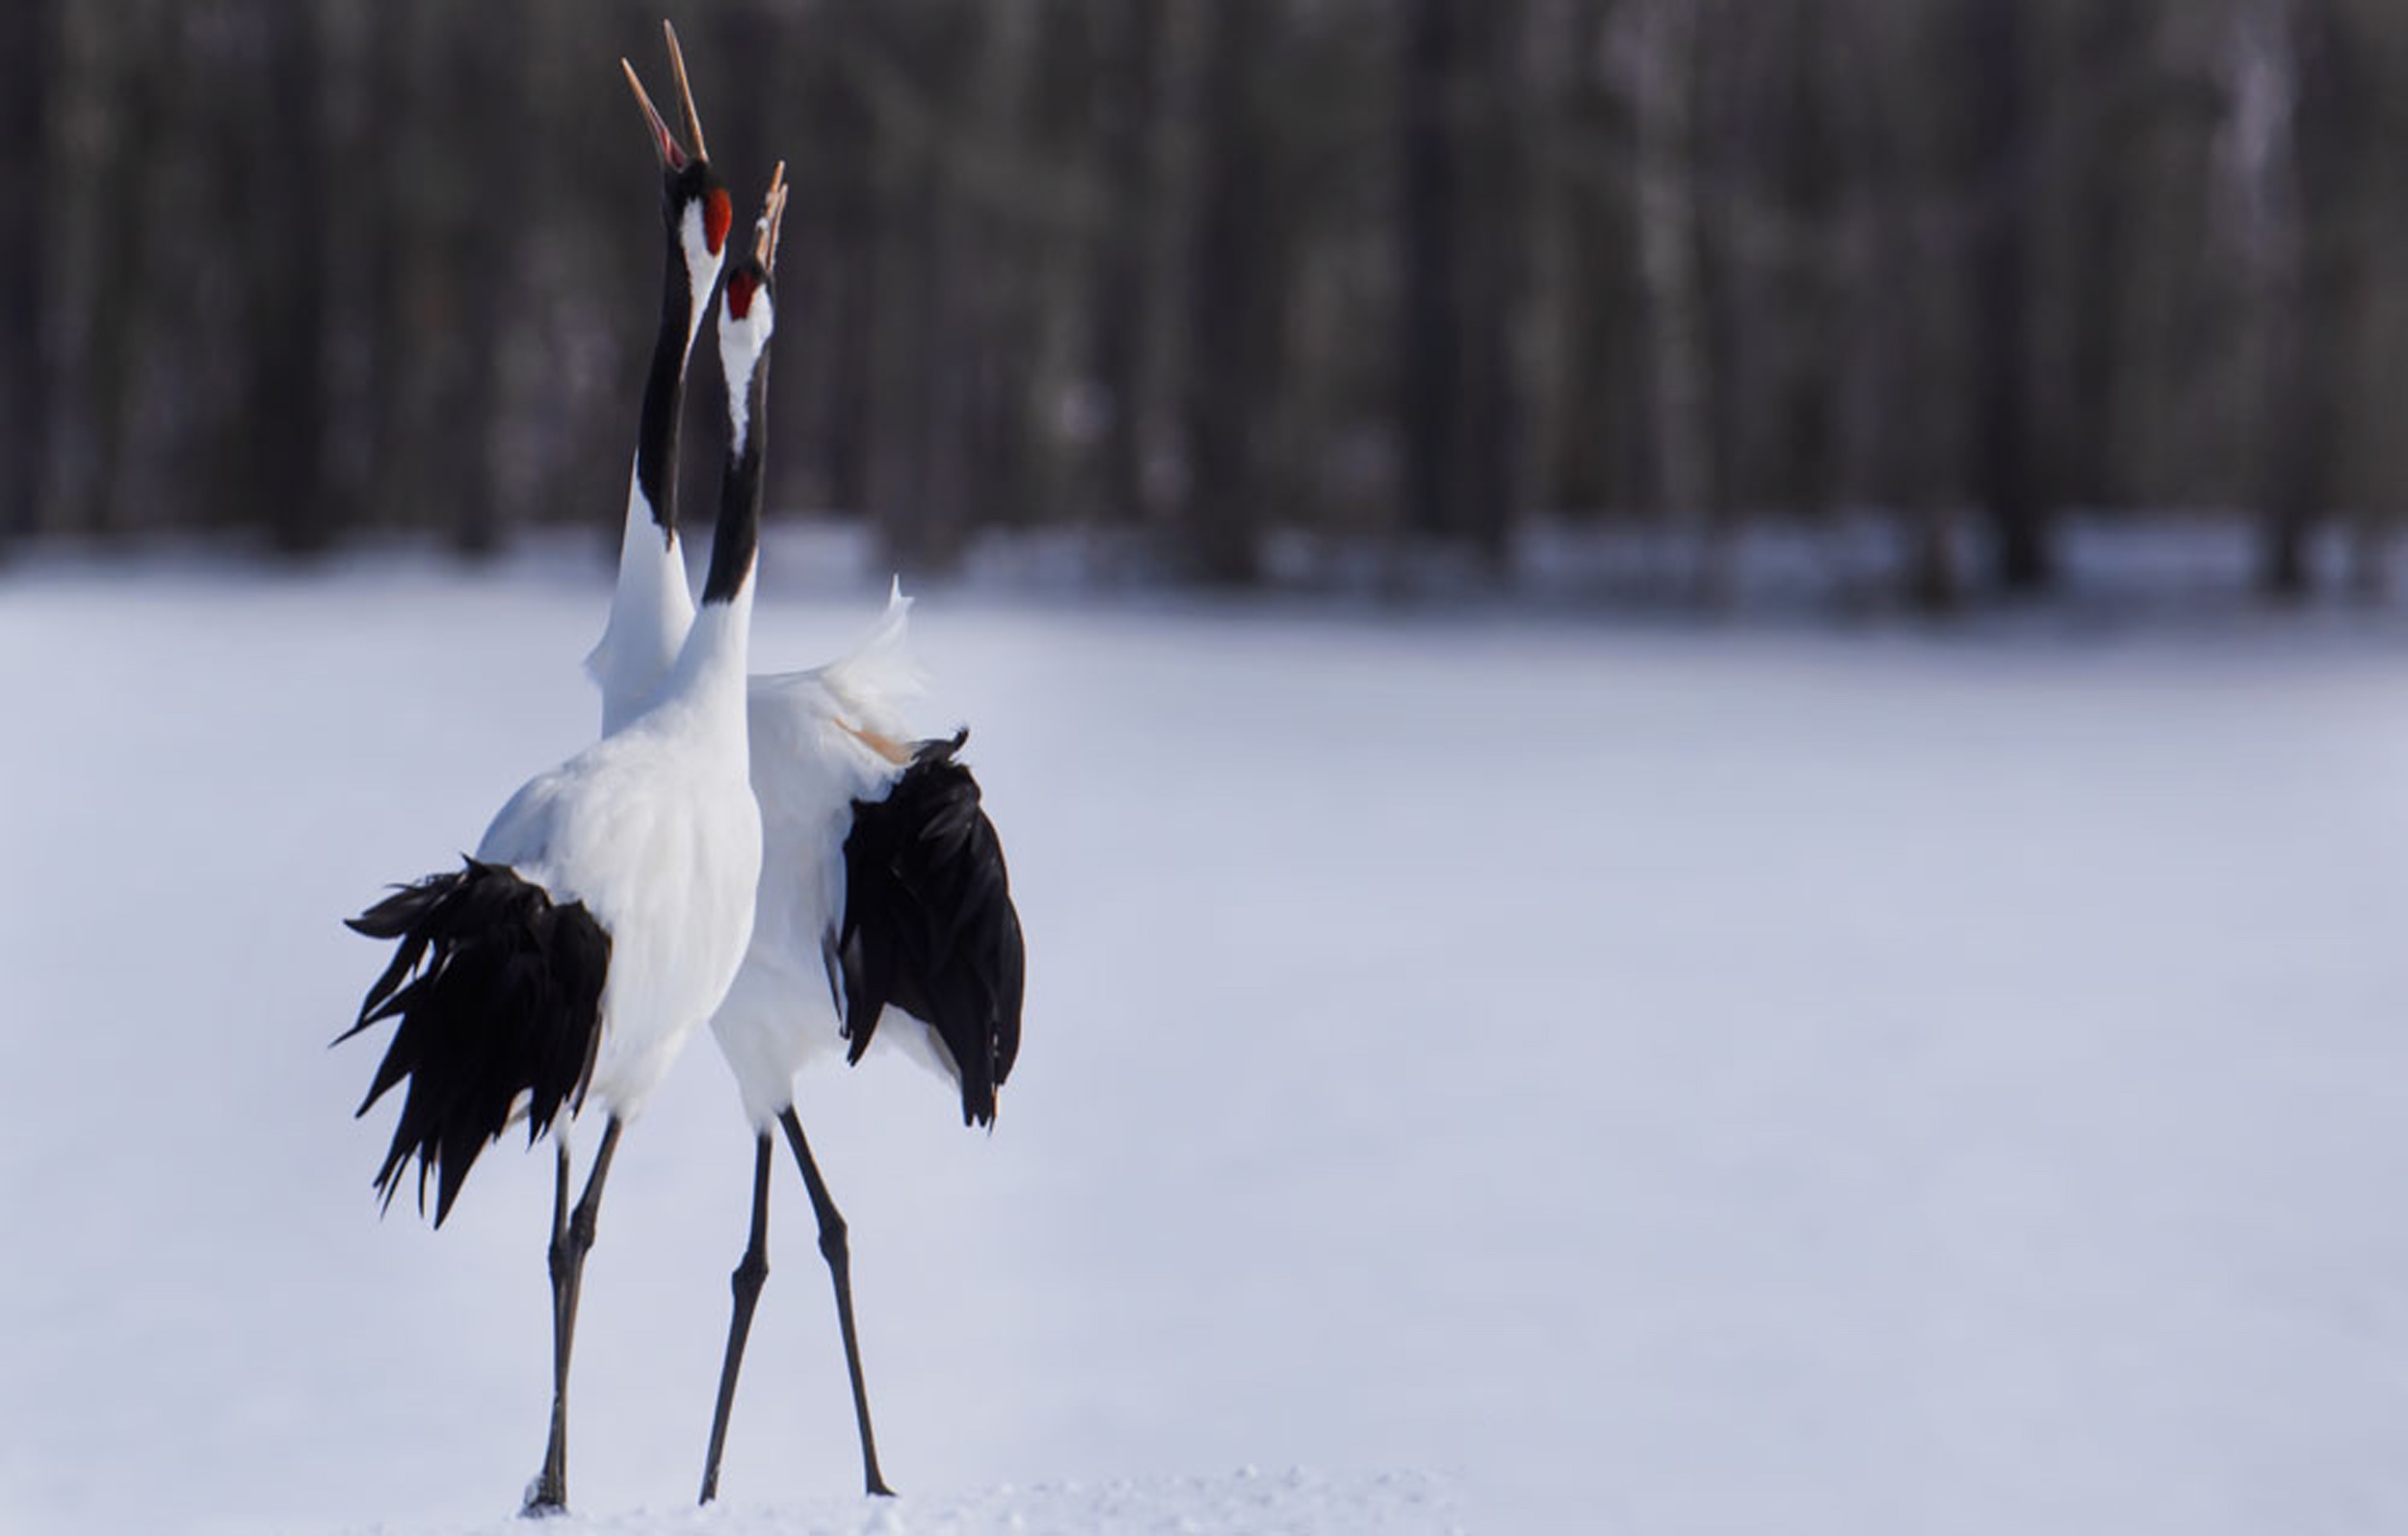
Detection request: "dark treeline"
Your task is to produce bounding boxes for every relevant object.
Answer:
[6,0,2407,604]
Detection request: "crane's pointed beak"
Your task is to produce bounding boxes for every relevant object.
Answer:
[620,57,687,170]
[662,19,710,167]
[756,161,788,273]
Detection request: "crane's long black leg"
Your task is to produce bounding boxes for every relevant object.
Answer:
[776,1106,894,1497]
[699,1132,774,1505]
[525,1117,624,1517]
[524,1140,573,1514]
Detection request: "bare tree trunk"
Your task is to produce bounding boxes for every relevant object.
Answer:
[448,3,524,557]
[1840,2,1957,613]
[0,0,54,547]
[963,0,1046,537]
[255,6,334,555]
[1398,0,1465,550]
[1967,0,2049,594]
[1771,2,1839,524]
[2245,0,2355,604]
[810,2,881,517]
[353,0,413,535]
[1525,1,1633,521]
[1086,0,1162,528]
[1181,0,1271,586]
[1620,0,1716,602]
[78,7,175,542]
[1398,0,1524,574]
[1456,0,1523,572]
[2063,2,2140,513]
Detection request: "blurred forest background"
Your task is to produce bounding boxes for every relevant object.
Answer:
[4,0,2408,608]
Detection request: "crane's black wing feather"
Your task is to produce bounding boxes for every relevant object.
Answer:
[340,858,610,1225]
[836,730,1024,1127]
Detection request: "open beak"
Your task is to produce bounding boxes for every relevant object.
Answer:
[755,162,789,273]
[621,19,709,169]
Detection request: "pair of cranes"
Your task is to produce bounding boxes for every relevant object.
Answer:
[338,23,1024,1517]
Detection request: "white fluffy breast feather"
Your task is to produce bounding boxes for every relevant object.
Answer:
[477,704,762,1120]
[588,478,695,735]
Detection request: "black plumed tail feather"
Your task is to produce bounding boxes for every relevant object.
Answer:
[838,730,1024,1126]
[339,858,610,1225]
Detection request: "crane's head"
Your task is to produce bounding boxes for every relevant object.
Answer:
[622,21,732,296]
[699,165,788,609]
[720,163,788,404]
[718,169,785,347]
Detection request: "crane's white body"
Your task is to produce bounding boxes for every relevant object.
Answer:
[717,597,945,1125]
[594,576,930,1126]
[480,595,761,1119]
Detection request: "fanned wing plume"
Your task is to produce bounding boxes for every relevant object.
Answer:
[814,580,926,723]
[836,731,1024,1126]
[340,859,611,1225]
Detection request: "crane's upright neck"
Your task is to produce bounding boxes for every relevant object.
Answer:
[701,307,770,612]
[656,381,763,719]
[631,199,720,546]
[590,198,720,734]
[665,277,773,712]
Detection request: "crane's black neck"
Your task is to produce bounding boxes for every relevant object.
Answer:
[633,212,699,545]
[701,355,769,605]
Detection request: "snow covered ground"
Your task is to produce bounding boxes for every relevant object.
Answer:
[3,551,2406,1534]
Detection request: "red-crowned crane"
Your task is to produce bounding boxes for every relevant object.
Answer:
[692,599,1024,1504]
[340,171,791,1517]
[576,60,1025,1510]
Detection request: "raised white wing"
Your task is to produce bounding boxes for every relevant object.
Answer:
[711,588,926,1124]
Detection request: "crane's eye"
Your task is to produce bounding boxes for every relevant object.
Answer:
[725,269,758,320]
[704,189,733,257]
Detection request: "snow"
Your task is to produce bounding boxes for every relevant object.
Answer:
[311,1468,1453,1536]
[3,552,2406,1534]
